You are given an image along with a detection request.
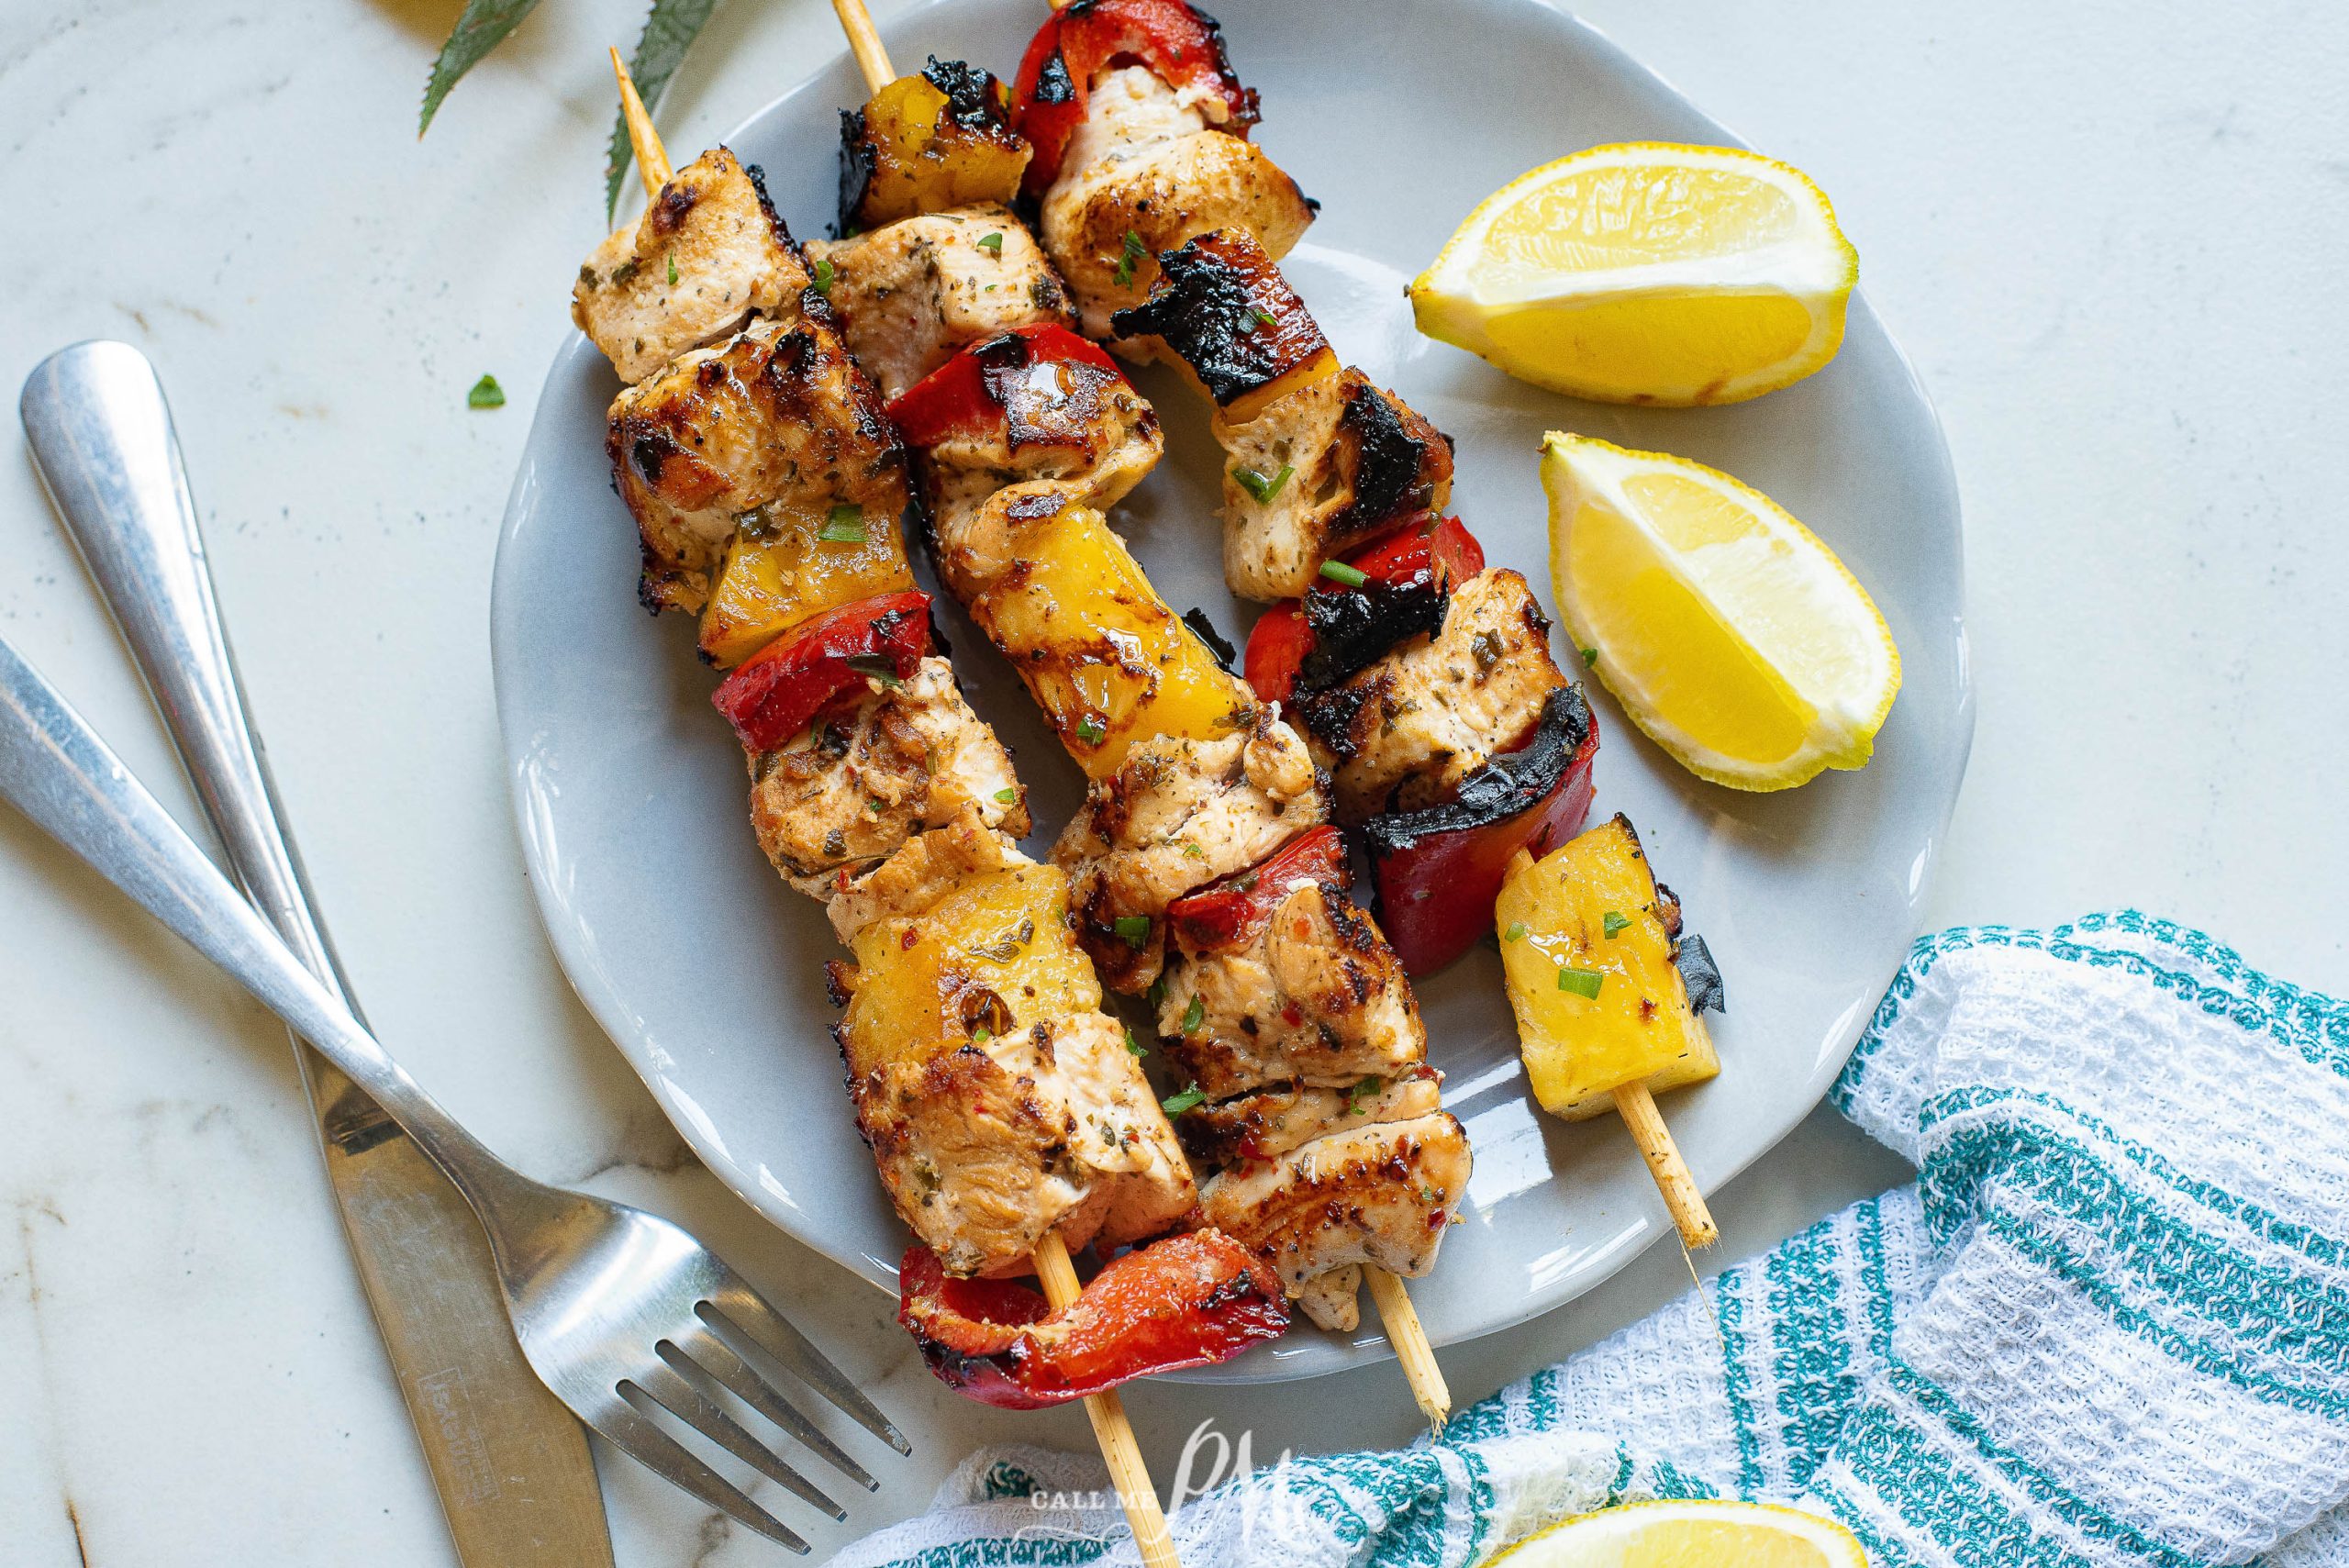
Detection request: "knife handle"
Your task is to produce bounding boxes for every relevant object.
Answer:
[18,340,355,1007]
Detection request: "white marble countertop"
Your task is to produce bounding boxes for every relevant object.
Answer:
[2,2,2343,1563]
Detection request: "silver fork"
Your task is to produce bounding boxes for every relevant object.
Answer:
[3,346,908,1552]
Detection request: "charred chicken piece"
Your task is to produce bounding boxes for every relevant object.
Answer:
[837,59,1030,235]
[573,147,810,385]
[747,656,1027,899]
[606,311,907,614]
[808,206,1074,399]
[1298,568,1570,821]
[1154,826,1424,1101]
[1039,67,1315,338]
[1216,367,1455,602]
[1109,228,1335,422]
[1050,712,1322,995]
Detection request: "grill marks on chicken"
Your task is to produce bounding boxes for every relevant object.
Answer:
[810,206,1074,399]
[574,148,810,385]
[607,310,907,613]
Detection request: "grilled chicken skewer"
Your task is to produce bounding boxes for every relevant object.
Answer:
[584,60,1286,1560]
[812,9,1463,1428]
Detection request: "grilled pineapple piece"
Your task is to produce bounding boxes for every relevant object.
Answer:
[1496,814,1719,1120]
[839,60,1030,232]
[697,500,917,668]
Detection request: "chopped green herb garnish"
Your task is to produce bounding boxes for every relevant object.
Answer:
[1074,714,1108,746]
[972,1025,993,1043]
[1114,228,1147,287]
[819,504,868,543]
[977,231,1005,256]
[993,786,1019,805]
[844,653,902,688]
[1125,1026,1147,1058]
[1232,463,1295,504]
[1252,307,1277,328]
[1347,1076,1382,1114]
[1318,560,1368,588]
[1161,1081,1207,1116]
[1602,911,1631,939]
[666,253,678,285]
[1580,646,1599,669]
[1556,966,1606,999]
[466,374,505,409]
[1147,974,1169,1010]
[1503,921,1528,942]
[1181,993,1206,1035]
[1113,914,1152,948]
[810,256,837,295]
[611,257,642,284]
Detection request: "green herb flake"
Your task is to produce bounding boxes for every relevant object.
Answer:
[1602,910,1631,939]
[1181,993,1206,1035]
[1319,559,1368,588]
[466,373,506,410]
[972,1025,993,1044]
[844,652,902,689]
[1503,921,1528,942]
[1147,974,1169,1010]
[1347,1076,1382,1114]
[1233,462,1296,505]
[1556,966,1606,999]
[1114,228,1147,287]
[610,256,642,285]
[1160,1081,1207,1116]
[1125,1026,1147,1058]
[1580,645,1599,669]
[819,504,868,543]
[1181,841,1205,859]
[1252,307,1276,328]
[977,231,1005,256]
[1074,714,1108,746]
[666,252,678,285]
[993,786,1019,805]
[1113,914,1152,949]
[810,256,837,295]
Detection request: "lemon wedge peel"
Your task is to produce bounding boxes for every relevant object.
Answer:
[1542,432,1899,793]
[1486,1498,1871,1568]
[1411,143,1859,406]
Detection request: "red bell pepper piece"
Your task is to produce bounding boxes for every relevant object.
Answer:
[885,324,1127,450]
[1363,686,1600,975]
[1165,825,1347,952]
[709,590,932,752]
[1242,516,1486,706]
[1010,0,1259,197]
[896,1229,1288,1409]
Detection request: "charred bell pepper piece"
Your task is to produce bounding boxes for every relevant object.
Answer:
[838,57,1030,233]
[1164,824,1348,952]
[1243,517,1487,706]
[886,323,1127,450]
[710,590,933,752]
[1010,0,1259,197]
[1363,685,1598,975]
[1108,228,1333,418]
[896,1229,1288,1408]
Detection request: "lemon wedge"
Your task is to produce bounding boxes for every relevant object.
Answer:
[1542,432,1898,791]
[1411,143,1857,406]
[1488,1500,1870,1568]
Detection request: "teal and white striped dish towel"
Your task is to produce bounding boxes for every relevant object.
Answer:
[829,914,2349,1568]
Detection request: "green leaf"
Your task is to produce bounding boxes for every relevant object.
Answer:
[1602,910,1631,939]
[1181,993,1205,1035]
[819,504,867,543]
[602,0,724,218]
[993,786,1019,805]
[1160,1081,1207,1116]
[1556,966,1605,999]
[1502,921,1527,942]
[1318,558,1366,587]
[977,232,1005,256]
[1113,914,1152,949]
[1124,1027,1147,1058]
[419,0,545,138]
[467,373,506,409]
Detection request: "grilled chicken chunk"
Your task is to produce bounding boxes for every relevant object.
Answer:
[823,803,1020,944]
[1299,567,1570,821]
[1041,67,1314,338]
[1052,714,1323,994]
[1180,1072,1445,1170]
[912,332,1163,535]
[573,147,810,385]
[1216,367,1453,602]
[1197,1103,1470,1329]
[843,1004,1196,1276]
[808,206,1074,397]
[607,310,907,613]
[1156,857,1424,1101]
[747,658,1026,899]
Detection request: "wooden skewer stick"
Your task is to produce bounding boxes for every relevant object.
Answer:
[606,44,1182,1565]
[1613,1081,1718,1248]
[609,48,674,195]
[816,0,1453,1436]
[1033,1233,1182,1568]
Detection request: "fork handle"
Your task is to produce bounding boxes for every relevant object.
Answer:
[0,630,522,1225]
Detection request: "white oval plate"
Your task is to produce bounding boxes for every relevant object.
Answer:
[493,0,1968,1382]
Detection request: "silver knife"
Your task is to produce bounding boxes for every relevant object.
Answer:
[21,340,616,1568]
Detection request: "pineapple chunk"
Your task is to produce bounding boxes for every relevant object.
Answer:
[970,502,1255,777]
[1496,814,1719,1120]
[697,501,916,668]
[841,863,1101,1076]
[841,65,1030,231]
